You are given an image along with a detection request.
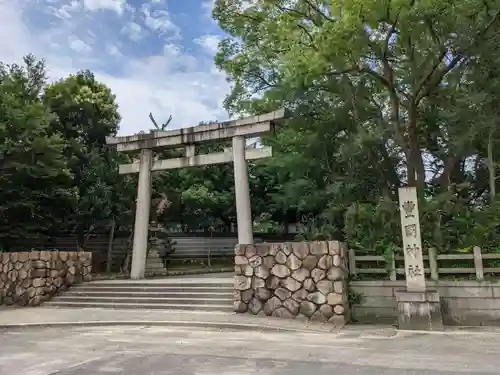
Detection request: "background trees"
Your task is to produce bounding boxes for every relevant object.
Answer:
[0,56,75,249]
[211,0,500,253]
[43,70,122,248]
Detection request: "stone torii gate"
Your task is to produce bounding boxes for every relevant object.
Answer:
[106,109,286,279]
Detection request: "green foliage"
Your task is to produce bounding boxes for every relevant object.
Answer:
[347,288,363,306]
[343,194,500,256]
[0,56,75,247]
[0,55,132,249]
[43,70,122,245]
[253,212,281,234]
[344,199,400,255]
[209,0,500,253]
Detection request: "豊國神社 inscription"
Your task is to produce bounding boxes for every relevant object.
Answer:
[398,188,426,291]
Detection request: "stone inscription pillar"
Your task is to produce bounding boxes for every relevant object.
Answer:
[130,148,153,279]
[396,187,443,331]
[232,136,253,245]
[398,187,426,292]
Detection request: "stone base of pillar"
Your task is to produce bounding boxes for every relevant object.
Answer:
[395,289,444,331]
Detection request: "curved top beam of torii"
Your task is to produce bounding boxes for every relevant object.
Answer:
[105,109,287,153]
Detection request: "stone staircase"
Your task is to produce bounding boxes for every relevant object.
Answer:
[43,277,234,312]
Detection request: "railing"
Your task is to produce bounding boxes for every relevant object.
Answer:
[348,246,500,281]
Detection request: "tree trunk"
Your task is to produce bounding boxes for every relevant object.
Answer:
[77,225,95,251]
[438,157,457,192]
[487,128,496,203]
[105,218,116,273]
[407,105,426,193]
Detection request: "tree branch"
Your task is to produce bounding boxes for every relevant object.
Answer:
[276,5,311,21]
[413,49,448,103]
[367,91,407,154]
[383,9,400,57]
[296,23,317,49]
[424,17,442,46]
[326,66,361,77]
[415,8,500,105]
[303,0,334,22]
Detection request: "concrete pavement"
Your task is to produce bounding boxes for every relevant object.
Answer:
[2,324,500,374]
[0,307,347,332]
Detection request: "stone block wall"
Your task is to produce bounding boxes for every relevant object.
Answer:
[234,241,349,324]
[0,251,92,306]
[350,280,500,326]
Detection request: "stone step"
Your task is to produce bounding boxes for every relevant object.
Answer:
[73,277,234,287]
[69,286,233,293]
[50,276,235,312]
[42,301,234,311]
[51,295,233,305]
[70,285,234,293]
[62,291,234,299]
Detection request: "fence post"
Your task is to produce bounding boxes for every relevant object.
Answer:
[348,248,357,278]
[389,249,396,281]
[473,246,484,281]
[428,247,439,281]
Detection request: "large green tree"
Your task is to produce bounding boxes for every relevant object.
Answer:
[214,0,500,191]
[43,70,122,247]
[0,55,75,249]
[209,0,500,251]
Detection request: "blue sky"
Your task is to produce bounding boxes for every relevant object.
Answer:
[0,0,231,135]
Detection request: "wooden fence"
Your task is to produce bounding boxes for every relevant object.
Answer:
[348,246,500,281]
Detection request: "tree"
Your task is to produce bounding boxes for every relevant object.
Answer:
[214,0,500,192]
[0,55,75,248]
[43,70,121,248]
[209,0,500,253]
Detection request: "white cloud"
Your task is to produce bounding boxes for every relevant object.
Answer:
[106,43,122,57]
[121,22,145,41]
[201,0,215,14]
[83,0,127,15]
[0,0,230,136]
[201,0,216,23]
[50,0,81,19]
[163,43,181,56]
[68,36,92,54]
[194,34,220,54]
[141,4,180,40]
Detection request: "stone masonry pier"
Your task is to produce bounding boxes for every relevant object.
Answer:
[0,251,92,306]
[234,241,350,325]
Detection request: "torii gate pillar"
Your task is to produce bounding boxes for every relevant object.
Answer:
[130,149,153,279]
[232,136,253,245]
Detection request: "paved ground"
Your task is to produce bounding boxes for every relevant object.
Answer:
[1,272,499,374]
[2,324,500,374]
[0,307,347,332]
